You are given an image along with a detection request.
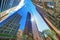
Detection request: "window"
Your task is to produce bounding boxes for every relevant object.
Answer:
[4,31,9,34]
[0,0,2,7]
[0,30,3,33]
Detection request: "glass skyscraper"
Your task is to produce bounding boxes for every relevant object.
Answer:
[0,0,20,21]
[23,12,42,40]
[23,12,33,40]
[0,0,20,12]
[0,13,21,40]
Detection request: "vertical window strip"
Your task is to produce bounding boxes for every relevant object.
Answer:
[2,0,4,11]
[5,0,8,10]
[3,0,6,12]
[1,0,3,12]
[9,0,14,8]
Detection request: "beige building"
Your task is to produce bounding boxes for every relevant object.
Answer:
[16,30,23,40]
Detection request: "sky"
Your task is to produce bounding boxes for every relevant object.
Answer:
[17,0,50,32]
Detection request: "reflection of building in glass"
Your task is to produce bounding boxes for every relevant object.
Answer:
[0,0,20,21]
[23,12,42,40]
[0,13,21,40]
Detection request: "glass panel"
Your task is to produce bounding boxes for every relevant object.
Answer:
[0,0,2,7]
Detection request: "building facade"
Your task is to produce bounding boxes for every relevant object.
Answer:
[0,0,20,12]
[33,0,60,32]
[43,0,60,30]
[0,0,20,21]
[16,30,22,40]
[0,13,21,40]
[23,12,42,40]
[23,12,33,40]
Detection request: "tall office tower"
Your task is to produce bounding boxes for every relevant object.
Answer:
[0,13,21,40]
[43,0,60,30]
[0,0,20,12]
[23,12,33,40]
[31,14,42,40]
[23,12,42,40]
[0,0,20,21]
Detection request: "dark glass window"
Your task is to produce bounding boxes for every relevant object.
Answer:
[4,31,9,33]
[0,0,2,7]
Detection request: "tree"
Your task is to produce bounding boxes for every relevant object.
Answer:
[42,29,58,40]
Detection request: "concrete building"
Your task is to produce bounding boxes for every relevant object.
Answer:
[0,13,21,40]
[42,0,60,30]
[32,0,60,30]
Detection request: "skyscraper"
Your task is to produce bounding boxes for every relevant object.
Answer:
[23,12,33,40]
[31,14,42,40]
[0,0,20,21]
[0,13,21,40]
[0,0,20,12]
[23,12,42,40]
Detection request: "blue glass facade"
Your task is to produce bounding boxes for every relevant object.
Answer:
[0,0,20,12]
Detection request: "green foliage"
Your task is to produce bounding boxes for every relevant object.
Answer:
[42,29,57,40]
